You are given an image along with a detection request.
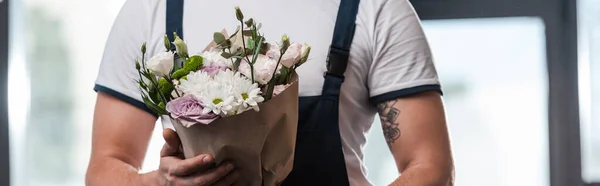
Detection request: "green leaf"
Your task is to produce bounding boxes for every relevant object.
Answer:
[221,52,234,58]
[213,32,226,44]
[142,94,167,115]
[245,18,254,27]
[148,87,160,104]
[233,58,242,71]
[259,42,270,55]
[218,39,232,48]
[257,23,262,30]
[247,38,255,50]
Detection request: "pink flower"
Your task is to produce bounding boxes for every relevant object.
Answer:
[166,95,219,127]
[273,84,292,97]
[267,43,302,68]
[239,54,282,85]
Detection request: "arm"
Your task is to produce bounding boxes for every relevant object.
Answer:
[86,0,237,184]
[85,92,161,186]
[86,93,238,186]
[378,91,454,186]
[366,1,454,184]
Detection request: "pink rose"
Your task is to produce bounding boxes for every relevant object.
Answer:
[266,43,302,68]
[239,54,282,85]
[166,95,219,127]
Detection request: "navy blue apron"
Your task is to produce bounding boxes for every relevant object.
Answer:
[166,0,360,185]
[281,0,360,185]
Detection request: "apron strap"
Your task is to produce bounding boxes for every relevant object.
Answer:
[326,0,361,78]
[166,0,184,51]
[166,0,184,70]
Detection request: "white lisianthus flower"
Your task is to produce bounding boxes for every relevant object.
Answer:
[239,54,282,85]
[146,51,174,77]
[298,43,311,66]
[178,70,212,96]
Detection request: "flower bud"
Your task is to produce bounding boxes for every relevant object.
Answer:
[235,6,244,21]
[280,34,290,53]
[298,43,311,66]
[135,60,141,70]
[172,33,188,58]
[164,34,171,50]
[141,42,147,54]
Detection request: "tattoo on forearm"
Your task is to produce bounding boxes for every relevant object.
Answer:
[377,100,401,146]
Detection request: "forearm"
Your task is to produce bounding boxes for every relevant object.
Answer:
[86,156,160,186]
[389,164,453,186]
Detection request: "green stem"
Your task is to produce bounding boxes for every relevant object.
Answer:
[226,48,237,71]
[249,37,263,84]
[147,75,168,108]
[239,21,252,64]
[265,50,286,100]
[165,75,180,99]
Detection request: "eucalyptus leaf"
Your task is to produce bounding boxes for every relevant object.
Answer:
[213,32,226,44]
[218,40,232,48]
[242,30,253,36]
[233,58,242,71]
[245,18,254,27]
[259,42,270,55]
[221,52,234,58]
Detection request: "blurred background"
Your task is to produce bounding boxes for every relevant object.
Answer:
[0,0,598,186]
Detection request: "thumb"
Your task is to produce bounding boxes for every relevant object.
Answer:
[161,128,182,157]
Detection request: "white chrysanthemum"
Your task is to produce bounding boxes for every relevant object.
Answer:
[200,49,233,68]
[231,73,264,112]
[212,68,237,85]
[199,81,237,116]
[178,70,212,96]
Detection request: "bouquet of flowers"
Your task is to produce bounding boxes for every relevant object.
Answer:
[133,6,310,185]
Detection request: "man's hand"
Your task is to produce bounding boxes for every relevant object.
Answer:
[157,129,239,186]
[377,91,454,186]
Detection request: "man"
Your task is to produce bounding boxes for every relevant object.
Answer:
[85,0,454,185]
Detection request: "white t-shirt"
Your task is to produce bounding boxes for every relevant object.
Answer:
[95,0,441,185]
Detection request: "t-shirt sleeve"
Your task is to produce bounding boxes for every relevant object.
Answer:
[94,0,157,117]
[367,0,442,105]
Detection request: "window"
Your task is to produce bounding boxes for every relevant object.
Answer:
[8,0,128,185]
[364,17,550,186]
[578,0,600,183]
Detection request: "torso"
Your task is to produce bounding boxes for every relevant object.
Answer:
[147,1,380,185]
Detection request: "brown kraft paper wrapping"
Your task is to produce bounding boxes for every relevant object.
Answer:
[171,77,299,186]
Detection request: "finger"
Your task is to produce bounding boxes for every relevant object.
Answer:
[170,154,215,176]
[212,171,240,186]
[173,163,235,186]
[163,128,181,148]
[161,129,182,157]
